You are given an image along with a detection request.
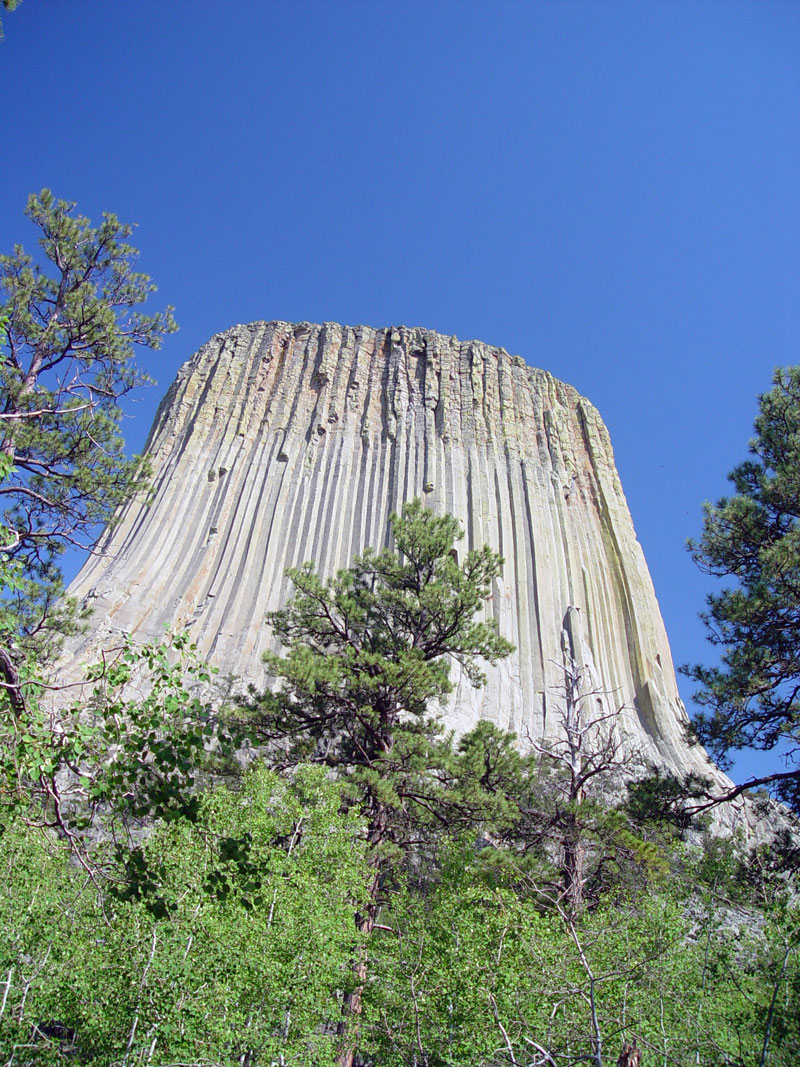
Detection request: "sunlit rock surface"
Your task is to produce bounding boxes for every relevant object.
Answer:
[66,322,730,792]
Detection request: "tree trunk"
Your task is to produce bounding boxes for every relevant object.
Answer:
[563,819,585,913]
[335,800,388,1067]
[0,645,25,718]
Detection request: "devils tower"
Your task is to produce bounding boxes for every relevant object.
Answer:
[65,321,724,789]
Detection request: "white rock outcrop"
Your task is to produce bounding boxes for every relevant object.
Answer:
[65,321,726,788]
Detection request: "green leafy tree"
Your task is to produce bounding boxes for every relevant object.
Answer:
[0,765,369,1065]
[364,837,800,1067]
[624,765,713,838]
[0,191,186,882]
[247,499,513,1067]
[0,189,175,673]
[3,777,798,1067]
[684,367,800,811]
[0,188,175,743]
[0,628,235,868]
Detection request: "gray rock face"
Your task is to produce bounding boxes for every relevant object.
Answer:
[65,321,728,791]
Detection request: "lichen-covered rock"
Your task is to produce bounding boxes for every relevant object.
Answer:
[64,322,732,800]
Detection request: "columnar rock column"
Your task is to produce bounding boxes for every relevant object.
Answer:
[65,321,723,785]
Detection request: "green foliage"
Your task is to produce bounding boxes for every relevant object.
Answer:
[0,766,368,1065]
[625,766,714,837]
[0,189,179,862]
[0,630,234,860]
[248,499,513,869]
[363,838,799,1067]
[461,663,670,911]
[0,727,797,1066]
[0,189,176,663]
[446,720,530,834]
[685,366,800,807]
[246,500,513,1064]
[2,797,798,1066]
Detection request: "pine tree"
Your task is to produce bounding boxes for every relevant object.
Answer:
[247,499,513,1067]
[0,189,176,690]
[685,366,800,811]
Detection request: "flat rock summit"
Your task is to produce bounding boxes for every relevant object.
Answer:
[66,322,730,798]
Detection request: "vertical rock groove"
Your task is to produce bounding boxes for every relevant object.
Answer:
[65,321,718,781]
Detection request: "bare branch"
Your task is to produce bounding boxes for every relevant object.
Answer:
[682,769,800,815]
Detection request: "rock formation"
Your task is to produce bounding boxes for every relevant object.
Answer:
[65,321,727,791]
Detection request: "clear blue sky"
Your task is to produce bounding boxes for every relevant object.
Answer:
[2,1,798,779]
